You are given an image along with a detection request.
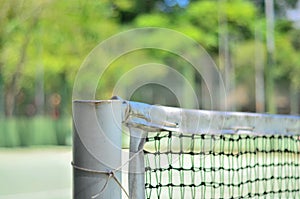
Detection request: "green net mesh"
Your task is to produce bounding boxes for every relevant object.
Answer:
[144,131,300,199]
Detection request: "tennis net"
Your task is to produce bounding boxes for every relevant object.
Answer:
[124,100,300,199]
[143,132,299,198]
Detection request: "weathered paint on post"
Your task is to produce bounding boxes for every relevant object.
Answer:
[73,100,122,199]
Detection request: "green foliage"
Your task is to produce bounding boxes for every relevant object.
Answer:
[0,0,300,146]
[278,44,300,89]
[0,0,122,117]
[135,13,170,27]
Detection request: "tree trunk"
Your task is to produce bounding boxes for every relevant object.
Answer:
[5,16,38,117]
[0,64,4,118]
[255,23,265,113]
[265,0,276,113]
[5,35,31,117]
[290,84,299,115]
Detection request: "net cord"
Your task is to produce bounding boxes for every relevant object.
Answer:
[123,100,300,136]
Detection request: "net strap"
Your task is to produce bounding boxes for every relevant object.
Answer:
[71,162,129,198]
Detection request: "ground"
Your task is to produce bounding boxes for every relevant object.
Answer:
[0,147,72,199]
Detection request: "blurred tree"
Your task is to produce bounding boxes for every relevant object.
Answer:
[132,0,257,110]
[1,0,120,117]
[0,0,299,118]
[0,66,4,118]
[253,0,298,16]
[1,0,41,117]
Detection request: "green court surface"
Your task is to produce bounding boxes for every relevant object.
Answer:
[0,147,72,199]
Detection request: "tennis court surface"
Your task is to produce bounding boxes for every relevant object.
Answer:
[0,147,72,199]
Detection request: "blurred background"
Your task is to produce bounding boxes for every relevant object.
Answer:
[0,0,300,198]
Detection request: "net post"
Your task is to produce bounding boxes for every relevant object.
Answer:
[73,100,123,199]
[128,127,147,199]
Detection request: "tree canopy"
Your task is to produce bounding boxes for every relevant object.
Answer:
[0,0,299,117]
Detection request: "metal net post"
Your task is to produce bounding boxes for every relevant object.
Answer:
[73,100,123,199]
